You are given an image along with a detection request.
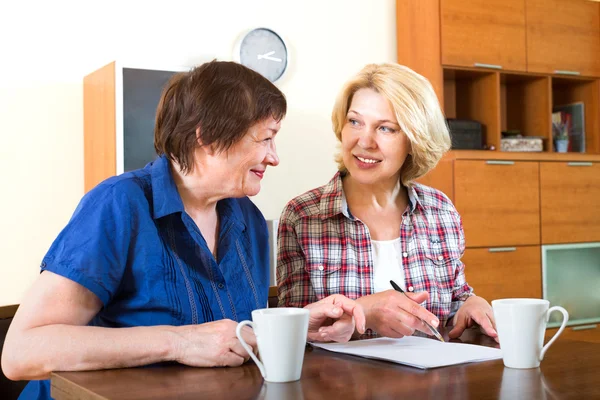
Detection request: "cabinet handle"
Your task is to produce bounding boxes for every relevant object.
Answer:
[474,63,502,70]
[554,70,581,76]
[488,247,517,253]
[567,162,593,167]
[572,324,597,331]
[486,160,515,165]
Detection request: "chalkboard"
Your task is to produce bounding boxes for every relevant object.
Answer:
[123,68,178,172]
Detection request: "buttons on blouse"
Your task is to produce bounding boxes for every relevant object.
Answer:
[408,286,414,292]
[402,252,408,258]
[317,265,324,271]
[403,218,410,225]
[437,255,444,261]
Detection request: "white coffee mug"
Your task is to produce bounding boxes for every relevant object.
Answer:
[236,308,310,383]
[492,298,569,369]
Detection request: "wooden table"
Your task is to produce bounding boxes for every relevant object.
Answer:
[51,329,600,399]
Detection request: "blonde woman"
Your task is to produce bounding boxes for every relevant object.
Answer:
[277,63,497,341]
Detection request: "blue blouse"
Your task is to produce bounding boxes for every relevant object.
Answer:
[20,155,270,399]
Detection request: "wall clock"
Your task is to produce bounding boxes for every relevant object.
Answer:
[235,28,289,83]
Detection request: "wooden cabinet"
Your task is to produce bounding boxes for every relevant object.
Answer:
[526,0,600,77]
[463,246,541,302]
[540,162,600,244]
[396,0,443,102]
[84,62,181,192]
[454,160,540,247]
[415,158,454,202]
[441,0,527,71]
[545,325,600,344]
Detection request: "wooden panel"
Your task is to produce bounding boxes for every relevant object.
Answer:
[463,246,541,302]
[415,158,454,202]
[0,304,18,319]
[526,0,600,77]
[454,160,540,247]
[446,149,600,162]
[545,325,600,344]
[553,77,600,154]
[540,162,600,244]
[84,62,116,193]
[446,69,501,150]
[441,0,527,71]
[396,0,444,103]
[502,74,553,149]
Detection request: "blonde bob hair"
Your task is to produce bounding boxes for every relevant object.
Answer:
[331,63,450,186]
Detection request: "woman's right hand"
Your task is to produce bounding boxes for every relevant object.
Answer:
[355,290,439,338]
[172,319,257,367]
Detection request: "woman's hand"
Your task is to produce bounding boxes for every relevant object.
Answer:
[448,295,498,342]
[355,290,439,338]
[304,294,366,343]
[173,319,257,367]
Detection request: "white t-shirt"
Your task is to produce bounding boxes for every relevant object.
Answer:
[371,238,406,293]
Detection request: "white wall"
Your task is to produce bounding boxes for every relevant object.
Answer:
[0,0,397,306]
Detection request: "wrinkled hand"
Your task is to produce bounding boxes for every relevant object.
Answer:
[304,294,366,343]
[172,319,257,367]
[355,290,439,338]
[448,296,498,342]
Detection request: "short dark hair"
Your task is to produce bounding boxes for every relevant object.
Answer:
[154,60,287,173]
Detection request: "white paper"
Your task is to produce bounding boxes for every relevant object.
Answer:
[310,336,502,369]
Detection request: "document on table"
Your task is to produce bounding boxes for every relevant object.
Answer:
[310,336,502,369]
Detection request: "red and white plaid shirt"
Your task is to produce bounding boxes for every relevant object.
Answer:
[277,172,474,326]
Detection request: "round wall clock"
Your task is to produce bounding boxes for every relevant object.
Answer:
[235,28,289,83]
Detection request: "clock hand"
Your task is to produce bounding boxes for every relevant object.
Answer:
[258,51,276,58]
[257,51,282,62]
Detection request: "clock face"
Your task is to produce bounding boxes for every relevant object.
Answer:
[239,28,288,83]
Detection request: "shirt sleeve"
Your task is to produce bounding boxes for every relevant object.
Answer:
[449,213,474,317]
[41,182,134,307]
[276,204,317,308]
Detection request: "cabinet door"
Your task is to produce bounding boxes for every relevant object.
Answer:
[540,162,600,244]
[415,158,454,202]
[441,0,527,71]
[526,0,600,76]
[545,325,600,344]
[463,246,541,302]
[454,160,540,247]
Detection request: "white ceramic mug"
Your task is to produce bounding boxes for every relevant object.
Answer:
[236,308,310,383]
[492,298,569,369]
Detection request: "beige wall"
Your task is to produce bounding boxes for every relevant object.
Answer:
[0,0,397,306]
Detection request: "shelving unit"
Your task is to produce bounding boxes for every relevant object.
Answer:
[442,67,600,155]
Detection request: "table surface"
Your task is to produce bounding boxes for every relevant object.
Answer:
[51,328,599,400]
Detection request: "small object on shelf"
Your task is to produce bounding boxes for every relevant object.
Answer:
[552,103,585,153]
[446,119,484,150]
[500,137,544,152]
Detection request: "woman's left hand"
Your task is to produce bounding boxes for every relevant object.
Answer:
[304,294,366,343]
[448,295,499,342]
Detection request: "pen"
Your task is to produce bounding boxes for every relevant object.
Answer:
[389,280,445,343]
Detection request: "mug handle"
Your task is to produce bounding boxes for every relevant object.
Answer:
[236,320,266,379]
[540,306,569,361]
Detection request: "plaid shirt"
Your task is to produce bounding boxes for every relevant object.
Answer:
[276,171,473,326]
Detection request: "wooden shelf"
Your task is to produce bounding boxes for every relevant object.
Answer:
[444,150,600,162]
[501,73,551,149]
[443,68,501,149]
[552,76,600,154]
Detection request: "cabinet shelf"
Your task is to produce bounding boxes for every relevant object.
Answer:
[443,67,600,155]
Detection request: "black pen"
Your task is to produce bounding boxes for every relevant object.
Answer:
[389,280,445,342]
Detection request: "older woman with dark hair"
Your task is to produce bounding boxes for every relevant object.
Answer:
[2,61,364,400]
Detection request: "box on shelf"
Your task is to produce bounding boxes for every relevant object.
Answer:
[500,137,544,152]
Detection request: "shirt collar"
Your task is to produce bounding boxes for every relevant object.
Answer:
[151,155,185,219]
[319,171,421,219]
